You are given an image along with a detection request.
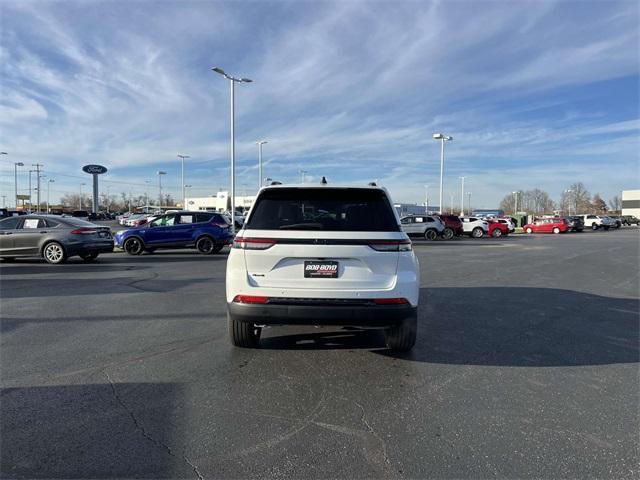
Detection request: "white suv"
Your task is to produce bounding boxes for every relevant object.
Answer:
[400,214,445,240]
[581,214,611,230]
[226,184,420,351]
[460,217,489,238]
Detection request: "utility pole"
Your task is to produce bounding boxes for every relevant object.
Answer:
[32,163,43,212]
[299,169,307,183]
[424,185,429,214]
[459,176,465,217]
[28,169,35,211]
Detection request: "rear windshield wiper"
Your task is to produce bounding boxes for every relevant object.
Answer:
[279,223,323,230]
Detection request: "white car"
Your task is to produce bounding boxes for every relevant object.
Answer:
[580,214,611,230]
[460,217,489,238]
[226,183,420,351]
[400,214,445,240]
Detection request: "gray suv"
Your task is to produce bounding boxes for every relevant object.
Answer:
[0,215,113,264]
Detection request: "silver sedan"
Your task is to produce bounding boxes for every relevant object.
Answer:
[0,215,114,264]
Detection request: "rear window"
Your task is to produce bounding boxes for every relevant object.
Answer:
[246,188,399,231]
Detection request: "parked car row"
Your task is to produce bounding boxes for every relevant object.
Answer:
[400,214,512,239]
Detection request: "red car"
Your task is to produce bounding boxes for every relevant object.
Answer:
[486,220,509,238]
[523,217,569,234]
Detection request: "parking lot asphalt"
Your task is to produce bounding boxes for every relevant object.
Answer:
[1,229,638,479]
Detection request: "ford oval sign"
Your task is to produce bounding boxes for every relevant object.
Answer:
[82,164,108,174]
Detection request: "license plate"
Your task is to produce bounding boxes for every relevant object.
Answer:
[304,261,338,278]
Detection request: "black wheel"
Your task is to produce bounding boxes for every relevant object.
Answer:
[42,242,67,264]
[592,224,598,230]
[424,229,438,241]
[228,312,261,347]
[196,236,216,254]
[552,227,560,234]
[384,312,417,352]
[442,228,454,240]
[123,237,144,255]
[472,227,484,238]
[491,228,503,238]
[80,252,99,262]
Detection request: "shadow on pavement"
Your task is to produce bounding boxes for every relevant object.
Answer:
[260,287,639,367]
[0,382,193,479]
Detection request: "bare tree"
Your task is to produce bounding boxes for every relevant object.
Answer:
[592,194,607,213]
[608,195,621,212]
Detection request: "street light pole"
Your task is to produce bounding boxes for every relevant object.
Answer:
[424,185,429,214]
[299,169,307,183]
[28,170,36,211]
[177,154,190,208]
[256,141,267,189]
[467,192,472,215]
[13,161,24,209]
[450,193,455,214]
[459,176,465,217]
[47,179,54,213]
[433,133,453,214]
[157,171,166,208]
[32,163,43,212]
[512,191,518,214]
[212,67,253,235]
[80,183,86,210]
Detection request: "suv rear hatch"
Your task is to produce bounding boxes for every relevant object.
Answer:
[237,187,407,291]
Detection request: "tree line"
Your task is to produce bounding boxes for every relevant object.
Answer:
[498,183,621,216]
[55,192,177,212]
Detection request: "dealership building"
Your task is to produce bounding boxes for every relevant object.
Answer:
[621,190,640,218]
[184,191,255,212]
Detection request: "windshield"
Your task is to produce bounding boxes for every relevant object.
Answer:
[246,188,399,231]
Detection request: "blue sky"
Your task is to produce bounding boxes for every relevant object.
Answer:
[1,0,638,209]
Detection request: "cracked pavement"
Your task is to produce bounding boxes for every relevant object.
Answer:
[1,229,639,478]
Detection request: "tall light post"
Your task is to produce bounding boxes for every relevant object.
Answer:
[256,140,267,189]
[512,191,518,214]
[467,192,472,215]
[79,183,86,209]
[157,171,166,208]
[433,133,453,214]
[424,185,429,214]
[28,169,36,211]
[32,163,43,212]
[145,180,151,211]
[459,176,466,217]
[177,154,190,208]
[450,193,455,214]
[212,66,253,234]
[299,169,307,183]
[13,161,24,209]
[47,179,55,213]
[565,189,573,215]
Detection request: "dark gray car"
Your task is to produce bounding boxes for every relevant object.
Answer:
[0,215,114,264]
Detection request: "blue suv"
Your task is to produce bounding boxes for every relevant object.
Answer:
[115,211,233,255]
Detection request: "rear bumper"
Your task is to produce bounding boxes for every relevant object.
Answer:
[228,301,417,327]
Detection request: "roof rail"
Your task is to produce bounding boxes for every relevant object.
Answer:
[321,176,328,184]
[270,181,282,185]
[368,182,377,186]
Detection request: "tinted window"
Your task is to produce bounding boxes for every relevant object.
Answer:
[195,213,214,223]
[45,219,61,228]
[0,217,20,230]
[247,188,399,231]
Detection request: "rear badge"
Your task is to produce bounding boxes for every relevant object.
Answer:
[304,261,339,278]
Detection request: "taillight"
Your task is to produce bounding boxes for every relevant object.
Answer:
[373,298,410,305]
[233,295,270,304]
[368,240,412,252]
[233,237,276,250]
[70,227,97,235]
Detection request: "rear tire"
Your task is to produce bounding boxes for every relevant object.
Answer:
[424,229,438,241]
[472,227,484,238]
[491,228,502,238]
[592,224,598,231]
[442,228,454,240]
[196,236,216,254]
[526,227,533,234]
[124,237,144,255]
[42,242,67,264]
[552,227,560,234]
[384,312,417,352]
[228,313,261,348]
